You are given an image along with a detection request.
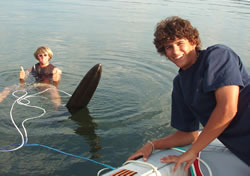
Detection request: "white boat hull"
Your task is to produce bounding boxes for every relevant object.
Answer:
[102,138,249,176]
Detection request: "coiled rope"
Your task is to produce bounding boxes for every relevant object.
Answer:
[0,88,115,171]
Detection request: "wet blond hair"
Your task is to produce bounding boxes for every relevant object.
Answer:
[34,46,53,61]
[153,16,201,56]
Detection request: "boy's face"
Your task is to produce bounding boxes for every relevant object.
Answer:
[164,38,197,70]
[37,52,50,67]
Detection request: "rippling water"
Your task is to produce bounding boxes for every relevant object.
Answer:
[0,0,250,175]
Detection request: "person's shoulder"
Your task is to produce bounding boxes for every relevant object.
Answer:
[206,44,232,52]
[201,44,237,61]
[205,44,236,54]
[200,44,243,73]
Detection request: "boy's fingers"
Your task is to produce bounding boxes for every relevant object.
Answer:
[20,66,24,72]
[173,161,181,173]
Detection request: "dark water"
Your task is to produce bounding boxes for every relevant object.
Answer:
[0,0,250,175]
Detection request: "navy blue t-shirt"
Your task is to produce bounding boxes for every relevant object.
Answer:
[171,44,250,166]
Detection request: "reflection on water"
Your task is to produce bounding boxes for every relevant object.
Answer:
[0,0,250,175]
[69,108,102,159]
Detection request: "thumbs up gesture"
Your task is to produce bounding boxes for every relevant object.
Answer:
[19,66,26,80]
[52,68,62,82]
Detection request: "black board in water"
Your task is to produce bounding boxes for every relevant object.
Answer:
[66,64,102,114]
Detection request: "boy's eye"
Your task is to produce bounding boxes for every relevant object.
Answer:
[177,42,185,46]
[38,54,48,57]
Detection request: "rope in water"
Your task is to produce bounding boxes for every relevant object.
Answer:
[1,87,212,175]
[0,88,115,170]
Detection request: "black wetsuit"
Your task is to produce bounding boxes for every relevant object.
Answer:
[31,63,55,82]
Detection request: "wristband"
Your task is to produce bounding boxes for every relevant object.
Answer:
[147,140,155,152]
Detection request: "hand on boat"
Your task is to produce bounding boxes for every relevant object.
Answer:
[127,142,154,161]
[160,149,197,173]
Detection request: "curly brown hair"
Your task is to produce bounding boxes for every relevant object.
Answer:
[153,16,201,56]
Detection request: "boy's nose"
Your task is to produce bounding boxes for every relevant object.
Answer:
[172,45,180,54]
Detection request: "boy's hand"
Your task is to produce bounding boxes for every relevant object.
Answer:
[52,68,62,82]
[127,142,154,161]
[19,66,25,80]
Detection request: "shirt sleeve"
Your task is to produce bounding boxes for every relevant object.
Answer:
[203,45,244,92]
[171,76,200,132]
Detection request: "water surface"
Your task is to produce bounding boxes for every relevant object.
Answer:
[0,0,250,175]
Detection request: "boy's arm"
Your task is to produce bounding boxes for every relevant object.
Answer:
[128,130,199,161]
[161,85,239,173]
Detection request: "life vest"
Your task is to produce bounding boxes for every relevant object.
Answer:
[31,63,55,83]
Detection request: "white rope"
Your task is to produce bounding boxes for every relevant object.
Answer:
[97,168,110,176]
[0,87,71,152]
